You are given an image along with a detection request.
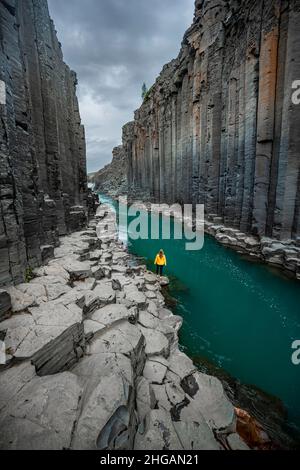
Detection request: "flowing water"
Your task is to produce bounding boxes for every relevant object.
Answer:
[99,194,300,445]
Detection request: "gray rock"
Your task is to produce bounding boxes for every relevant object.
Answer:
[0,362,36,413]
[143,357,168,384]
[0,290,11,320]
[65,261,92,281]
[0,372,82,450]
[136,377,156,421]
[71,353,135,450]
[0,302,84,375]
[91,265,105,280]
[93,281,116,305]
[73,278,97,291]
[173,421,222,450]
[181,371,235,433]
[139,326,170,358]
[7,286,37,313]
[134,410,182,450]
[227,433,250,450]
[123,284,147,308]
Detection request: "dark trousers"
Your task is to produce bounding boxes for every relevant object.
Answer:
[156,265,163,276]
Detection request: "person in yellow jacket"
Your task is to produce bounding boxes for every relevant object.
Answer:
[154,249,167,277]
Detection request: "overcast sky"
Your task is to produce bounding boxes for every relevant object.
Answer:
[48,0,195,173]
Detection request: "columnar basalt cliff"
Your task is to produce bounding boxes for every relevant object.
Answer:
[0,0,88,287]
[90,0,300,268]
[96,0,300,277]
[124,0,300,241]
[93,145,128,197]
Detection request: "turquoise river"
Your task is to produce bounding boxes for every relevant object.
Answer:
[99,194,300,445]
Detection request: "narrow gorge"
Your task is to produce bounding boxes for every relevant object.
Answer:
[1,0,300,454]
[95,0,300,278]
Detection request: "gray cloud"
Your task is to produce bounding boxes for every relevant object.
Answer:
[48,0,195,172]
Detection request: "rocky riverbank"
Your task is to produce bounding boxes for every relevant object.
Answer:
[0,203,250,450]
[106,194,300,281]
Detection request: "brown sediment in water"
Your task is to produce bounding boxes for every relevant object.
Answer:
[192,355,300,450]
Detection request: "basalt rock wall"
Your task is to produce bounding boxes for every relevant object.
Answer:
[123,0,300,242]
[0,0,88,286]
[93,145,128,197]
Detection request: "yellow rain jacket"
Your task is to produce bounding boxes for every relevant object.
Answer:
[154,254,167,266]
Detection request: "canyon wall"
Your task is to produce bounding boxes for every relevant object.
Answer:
[120,0,300,242]
[93,145,128,197]
[0,0,88,286]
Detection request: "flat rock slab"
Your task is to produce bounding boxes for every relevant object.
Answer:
[93,281,116,304]
[144,272,158,285]
[73,278,97,292]
[34,264,70,281]
[227,433,249,450]
[138,310,159,329]
[71,353,135,450]
[166,350,196,381]
[87,321,145,365]
[64,261,92,281]
[139,326,170,358]
[7,286,37,313]
[181,371,235,432]
[91,304,131,327]
[143,357,168,384]
[0,372,82,450]
[0,302,84,375]
[84,304,132,337]
[0,362,36,413]
[135,409,182,450]
[30,277,71,302]
[173,420,222,450]
[28,302,82,328]
[123,285,147,308]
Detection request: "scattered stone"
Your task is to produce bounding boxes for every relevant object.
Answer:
[159,277,169,287]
